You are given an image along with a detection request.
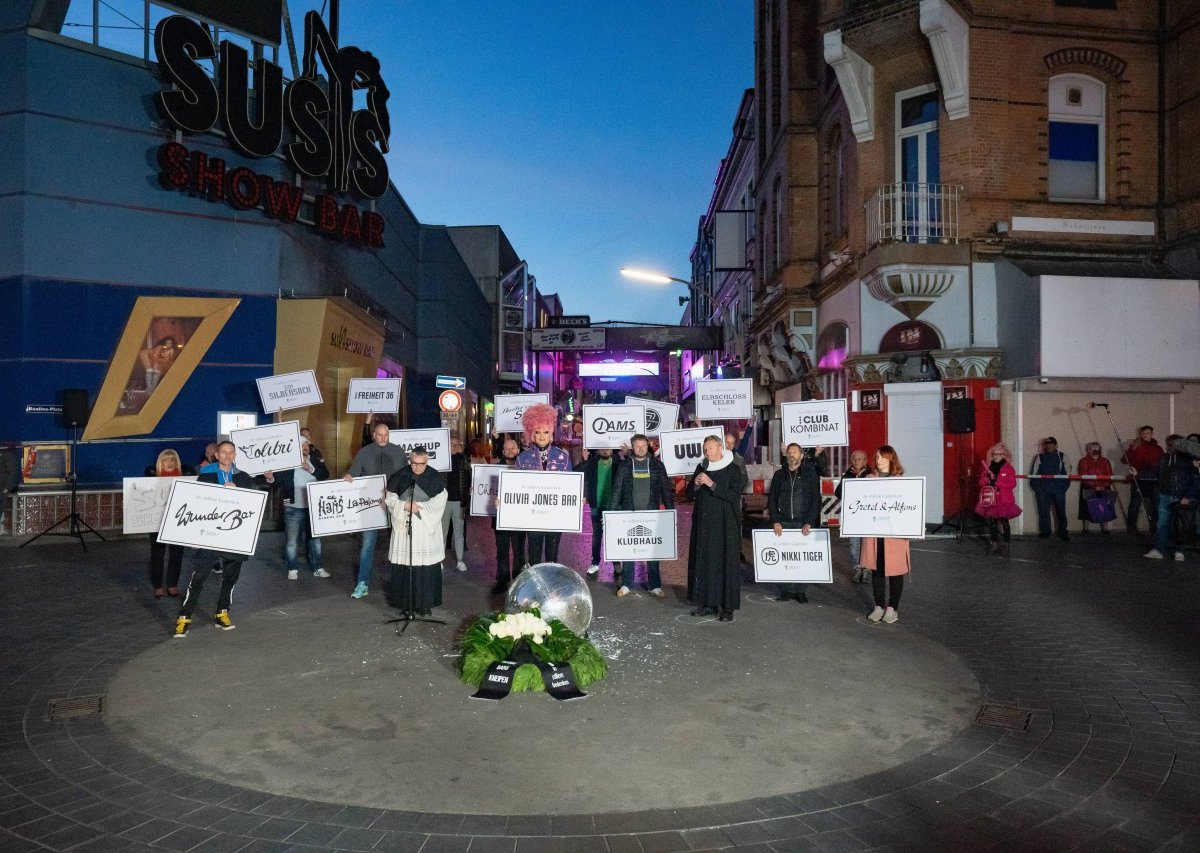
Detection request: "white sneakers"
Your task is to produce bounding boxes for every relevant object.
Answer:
[287,569,298,581]
[616,585,629,598]
[649,587,664,598]
[456,561,467,572]
[586,565,600,577]
[313,568,331,578]
[1144,549,1164,560]
[868,605,899,624]
[867,606,884,623]
[882,607,899,624]
[1175,552,1185,562]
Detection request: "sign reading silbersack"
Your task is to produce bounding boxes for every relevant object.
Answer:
[694,378,753,420]
[157,479,268,556]
[257,370,323,413]
[780,399,849,447]
[388,428,451,473]
[153,10,390,247]
[346,378,401,414]
[582,404,645,450]
[657,427,718,477]
[751,528,833,584]
[602,510,678,562]
[493,393,549,433]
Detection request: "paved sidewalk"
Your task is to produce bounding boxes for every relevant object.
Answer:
[2,513,1199,852]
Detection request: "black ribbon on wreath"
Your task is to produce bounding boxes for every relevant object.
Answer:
[471,639,587,701]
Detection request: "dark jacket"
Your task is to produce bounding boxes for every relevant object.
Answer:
[834,464,870,500]
[348,440,407,479]
[1029,451,1070,495]
[270,457,330,506]
[610,454,675,512]
[1157,450,1200,500]
[0,447,19,493]
[445,452,471,505]
[768,454,827,526]
[197,464,259,490]
[583,453,619,507]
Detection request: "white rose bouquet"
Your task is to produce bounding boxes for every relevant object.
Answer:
[488,611,552,644]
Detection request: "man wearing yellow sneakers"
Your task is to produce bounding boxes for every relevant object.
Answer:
[172,441,264,638]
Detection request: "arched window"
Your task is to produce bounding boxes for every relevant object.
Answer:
[816,322,850,370]
[1048,74,1105,201]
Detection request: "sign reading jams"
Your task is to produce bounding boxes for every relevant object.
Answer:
[152,11,390,247]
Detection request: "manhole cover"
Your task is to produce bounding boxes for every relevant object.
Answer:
[975,704,1031,731]
[47,695,105,720]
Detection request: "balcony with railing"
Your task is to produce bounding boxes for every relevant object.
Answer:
[865,182,961,250]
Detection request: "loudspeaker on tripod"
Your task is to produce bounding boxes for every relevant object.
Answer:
[946,398,975,434]
[61,389,90,428]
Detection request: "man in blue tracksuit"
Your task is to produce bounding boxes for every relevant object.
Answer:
[768,443,827,604]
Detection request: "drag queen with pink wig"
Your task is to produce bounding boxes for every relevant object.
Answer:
[515,403,573,563]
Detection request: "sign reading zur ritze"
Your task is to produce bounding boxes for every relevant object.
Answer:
[152,11,390,248]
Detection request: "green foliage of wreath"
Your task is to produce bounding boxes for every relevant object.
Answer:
[458,610,607,692]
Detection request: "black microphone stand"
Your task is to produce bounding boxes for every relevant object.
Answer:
[386,485,445,634]
[21,423,105,551]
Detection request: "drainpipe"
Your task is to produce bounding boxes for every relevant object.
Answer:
[1156,0,1166,252]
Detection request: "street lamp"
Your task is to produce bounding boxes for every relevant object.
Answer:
[619,267,705,298]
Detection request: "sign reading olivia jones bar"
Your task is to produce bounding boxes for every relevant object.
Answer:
[152,11,389,248]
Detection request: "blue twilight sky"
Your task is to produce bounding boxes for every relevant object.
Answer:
[290,1,753,327]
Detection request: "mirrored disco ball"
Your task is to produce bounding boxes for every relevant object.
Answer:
[505,562,593,635]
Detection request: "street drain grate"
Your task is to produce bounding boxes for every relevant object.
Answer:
[47,695,105,720]
[976,704,1031,731]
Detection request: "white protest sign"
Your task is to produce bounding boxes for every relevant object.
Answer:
[156,479,268,556]
[388,427,452,472]
[781,399,849,447]
[752,528,833,583]
[306,475,388,537]
[694,378,753,420]
[229,420,303,475]
[256,370,323,413]
[626,396,679,437]
[839,476,927,539]
[346,378,401,414]
[469,464,505,517]
[602,510,678,562]
[582,404,645,449]
[494,393,549,433]
[495,470,585,533]
[122,476,198,534]
[657,426,720,477]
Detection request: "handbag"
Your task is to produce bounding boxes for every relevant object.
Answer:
[1087,491,1117,523]
[975,485,997,515]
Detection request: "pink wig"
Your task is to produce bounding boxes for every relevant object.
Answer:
[985,442,1014,465]
[521,403,558,445]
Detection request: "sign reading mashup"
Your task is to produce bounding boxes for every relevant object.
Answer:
[229,420,303,475]
[780,399,849,447]
[626,396,679,437]
[469,464,505,517]
[657,426,720,477]
[839,477,927,539]
[122,475,198,535]
[582,404,646,450]
[156,479,268,556]
[388,427,452,472]
[495,470,585,533]
[306,475,389,537]
[256,370,323,413]
[493,393,549,433]
[752,528,833,583]
[346,378,401,414]
[602,510,678,562]
[694,378,753,420]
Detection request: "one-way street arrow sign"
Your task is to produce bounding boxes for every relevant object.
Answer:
[436,375,466,390]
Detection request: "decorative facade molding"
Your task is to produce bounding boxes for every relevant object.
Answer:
[844,348,1003,385]
[823,29,875,143]
[1043,47,1126,80]
[919,0,969,120]
[861,262,967,319]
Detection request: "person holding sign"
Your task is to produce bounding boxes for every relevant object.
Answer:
[835,450,873,582]
[610,434,675,599]
[515,403,573,564]
[383,448,447,616]
[686,436,743,621]
[862,446,911,625]
[768,444,827,604]
[343,422,408,600]
[442,437,471,573]
[582,447,617,580]
[144,449,193,598]
[272,438,330,580]
[491,439,526,593]
[173,442,263,638]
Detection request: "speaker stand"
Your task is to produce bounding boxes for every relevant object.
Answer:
[21,424,105,552]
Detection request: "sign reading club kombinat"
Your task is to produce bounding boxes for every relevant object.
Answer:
[153,9,390,247]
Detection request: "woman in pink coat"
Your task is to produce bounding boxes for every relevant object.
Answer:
[977,442,1021,556]
[862,446,911,625]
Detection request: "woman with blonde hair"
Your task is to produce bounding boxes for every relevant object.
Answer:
[144,448,192,598]
[977,442,1022,555]
[862,446,910,625]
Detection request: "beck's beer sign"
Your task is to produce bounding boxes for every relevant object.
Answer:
[152,11,389,248]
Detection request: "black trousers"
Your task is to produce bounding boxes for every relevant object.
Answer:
[149,535,184,589]
[988,518,1011,543]
[526,532,561,565]
[179,552,243,616]
[590,508,604,565]
[495,529,526,582]
[871,538,903,609]
[1127,481,1159,530]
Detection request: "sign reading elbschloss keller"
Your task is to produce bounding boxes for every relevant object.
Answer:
[152,9,390,247]
[156,479,269,556]
[657,427,719,477]
[346,377,401,414]
[582,404,646,450]
[694,378,754,420]
[256,370,323,413]
[529,328,606,351]
[495,470,585,533]
[780,399,849,447]
[388,428,452,473]
[602,510,678,562]
[229,420,304,475]
[625,396,679,437]
[839,477,927,539]
[306,475,388,537]
[122,475,198,535]
[751,528,833,584]
[493,393,549,434]
[469,464,505,517]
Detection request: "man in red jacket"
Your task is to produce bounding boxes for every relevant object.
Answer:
[1122,425,1164,534]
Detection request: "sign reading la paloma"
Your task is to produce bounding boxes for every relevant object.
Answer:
[153,11,388,248]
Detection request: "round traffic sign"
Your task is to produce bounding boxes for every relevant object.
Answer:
[439,389,463,413]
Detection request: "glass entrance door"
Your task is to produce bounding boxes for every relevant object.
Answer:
[896,87,940,242]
